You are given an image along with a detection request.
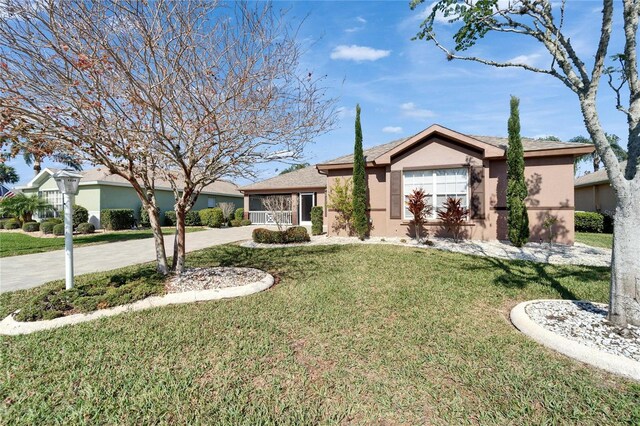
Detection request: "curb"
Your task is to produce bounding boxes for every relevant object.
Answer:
[511,299,640,381]
[0,273,274,336]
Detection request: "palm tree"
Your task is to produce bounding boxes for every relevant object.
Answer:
[0,164,19,185]
[571,134,628,173]
[0,193,52,223]
[21,149,82,176]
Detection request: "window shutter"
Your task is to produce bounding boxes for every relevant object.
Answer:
[470,166,485,219]
[390,170,402,219]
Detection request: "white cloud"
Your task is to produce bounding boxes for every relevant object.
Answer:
[382,126,403,134]
[345,27,361,33]
[401,102,435,119]
[337,106,356,119]
[330,45,391,62]
[507,53,541,66]
[356,16,367,24]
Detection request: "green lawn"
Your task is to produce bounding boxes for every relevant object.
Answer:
[1,244,637,424]
[575,232,613,249]
[0,226,205,257]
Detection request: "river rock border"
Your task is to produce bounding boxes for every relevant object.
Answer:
[511,299,640,381]
[0,272,274,336]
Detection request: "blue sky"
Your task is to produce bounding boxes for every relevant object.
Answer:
[6,1,628,186]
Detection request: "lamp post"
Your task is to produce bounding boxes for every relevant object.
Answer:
[53,170,82,290]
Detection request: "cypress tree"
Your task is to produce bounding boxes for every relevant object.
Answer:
[506,96,530,247]
[352,104,368,240]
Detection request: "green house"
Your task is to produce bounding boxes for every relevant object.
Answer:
[19,168,243,228]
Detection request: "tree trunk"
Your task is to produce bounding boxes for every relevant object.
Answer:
[171,206,187,274]
[608,199,640,326]
[147,205,169,275]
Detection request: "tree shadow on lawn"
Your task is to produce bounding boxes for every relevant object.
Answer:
[186,244,345,283]
[457,253,610,301]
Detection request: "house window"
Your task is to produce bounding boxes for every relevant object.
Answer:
[38,190,64,217]
[208,197,216,208]
[403,168,468,220]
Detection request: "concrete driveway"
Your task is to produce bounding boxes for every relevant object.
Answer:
[0,226,256,293]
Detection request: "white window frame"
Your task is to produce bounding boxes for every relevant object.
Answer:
[38,189,63,217]
[402,167,469,220]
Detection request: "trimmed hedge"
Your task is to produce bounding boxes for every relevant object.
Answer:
[139,206,157,228]
[22,221,40,232]
[45,217,63,225]
[165,210,202,226]
[234,208,244,221]
[241,219,251,226]
[252,226,310,244]
[101,209,135,231]
[73,205,89,228]
[0,218,10,229]
[199,208,224,228]
[77,222,96,234]
[40,221,55,234]
[53,223,65,236]
[575,211,604,233]
[311,206,323,236]
[230,219,242,227]
[4,219,20,230]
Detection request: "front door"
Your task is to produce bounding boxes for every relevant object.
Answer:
[299,193,314,225]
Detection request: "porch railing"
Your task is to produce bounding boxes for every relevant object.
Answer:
[248,211,293,225]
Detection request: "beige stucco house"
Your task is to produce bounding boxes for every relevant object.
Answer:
[240,124,594,244]
[574,162,624,214]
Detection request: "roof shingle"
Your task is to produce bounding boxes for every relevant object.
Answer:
[574,161,627,187]
[239,165,326,191]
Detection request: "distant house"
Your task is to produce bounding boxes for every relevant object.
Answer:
[240,124,594,244]
[574,162,624,214]
[19,167,243,228]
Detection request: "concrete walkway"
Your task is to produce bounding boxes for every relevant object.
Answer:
[0,227,256,293]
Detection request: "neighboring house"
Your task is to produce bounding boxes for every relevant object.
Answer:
[19,167,243,228]
[241,124,594,244]
[574,161,624,213]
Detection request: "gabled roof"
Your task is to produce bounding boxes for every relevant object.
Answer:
[318,124,594,168]
[575,161,627,188]
[22,167,242,197]
[239,165,326,192]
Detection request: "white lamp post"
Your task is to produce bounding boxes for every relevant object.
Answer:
[53,170,82,290]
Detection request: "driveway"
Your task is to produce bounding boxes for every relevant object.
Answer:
[0,226,256,293]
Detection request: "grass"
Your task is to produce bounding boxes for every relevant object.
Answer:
[1,244,638,424]
[576,232,613,249]
[0,226,205,257]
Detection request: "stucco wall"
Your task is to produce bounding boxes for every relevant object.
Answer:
[575,183,617,213]
[325,137,576,244]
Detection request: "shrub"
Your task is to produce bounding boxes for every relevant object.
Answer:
[285,226,310,243]
[219,202,236,222]
[22,221,40,232]
[311,206,323,236]
[72,204,89,228]
[40,221,55,234]
[185,210,201,226]
[139,206,159,228]
[45,217,63,224]
[77,222,96,234]
[53,223,65,236]
[252,226,310,244]
[164,210,176,226]
[230,219,242,227]
[101,209,135,230]
[199,208,224,228]
[0,218,9,229]
[437,197,469,243]
[603,212,614,234]
[406,188,433,243]
[241,219,251,226]
[327,177,354,235]
[234,208,244,221]
[4,219,20,230]
[575,211,604,233]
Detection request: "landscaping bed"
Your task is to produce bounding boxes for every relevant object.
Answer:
[1,244,635,424]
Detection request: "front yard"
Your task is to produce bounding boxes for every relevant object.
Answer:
[0,226,204,257]
[1,244,637,424]
[575,232,613,249]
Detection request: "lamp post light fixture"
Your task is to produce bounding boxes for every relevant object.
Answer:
[53,170,83,290]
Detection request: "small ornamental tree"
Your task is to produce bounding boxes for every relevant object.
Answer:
[352,104,368,240]
[262,195,291,232]
[406,188,433,243]
[506,96,529,247]
[437,197,469,243]
[327,177,354,235]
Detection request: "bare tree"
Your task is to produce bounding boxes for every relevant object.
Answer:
[411,0,640,326]
[0,0,335,274]
[218,202,235,224]
[262,195,291,231]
